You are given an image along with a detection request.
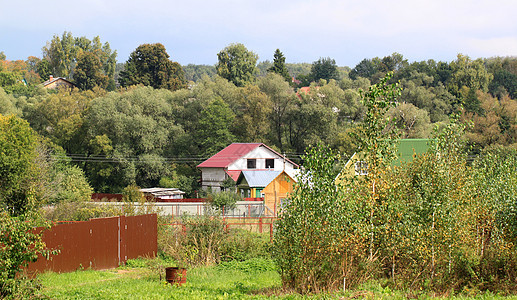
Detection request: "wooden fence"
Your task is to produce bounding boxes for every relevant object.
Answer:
[27,214,157,274]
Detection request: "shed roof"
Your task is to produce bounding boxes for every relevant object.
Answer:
[139,187,185,196]
[238,170,282,188]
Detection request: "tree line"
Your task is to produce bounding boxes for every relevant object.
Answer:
[2,31,517,196]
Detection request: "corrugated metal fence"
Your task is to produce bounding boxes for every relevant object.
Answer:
[27,214,157,274]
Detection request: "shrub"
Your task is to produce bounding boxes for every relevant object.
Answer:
[158,216,271,267]
[207,190,240,212]
[159,215,227,266]
[273,73,401,294]
[220,229,271,262]
[0,210,54,299]
[273,144,351,294]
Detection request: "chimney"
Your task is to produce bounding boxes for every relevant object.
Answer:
[49,75,53,81]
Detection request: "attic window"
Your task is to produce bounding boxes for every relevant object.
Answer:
[247,159,256,169]
[265,159,275,169]
[355,161,368,175]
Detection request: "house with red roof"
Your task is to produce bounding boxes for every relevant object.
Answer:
[197,143,299,192]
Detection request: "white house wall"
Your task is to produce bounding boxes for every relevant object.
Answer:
[227,146,296,171]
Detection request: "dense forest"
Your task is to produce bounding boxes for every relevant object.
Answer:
[1,31,517,196]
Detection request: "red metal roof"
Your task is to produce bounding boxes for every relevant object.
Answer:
[225,170,242,181]
[197,143,263,168]
[197,143,299,169]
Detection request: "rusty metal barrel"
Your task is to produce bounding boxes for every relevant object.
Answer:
[165,267,187,286]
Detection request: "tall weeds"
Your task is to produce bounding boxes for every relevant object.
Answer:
[273,73,517,294]
[158,215,271,267]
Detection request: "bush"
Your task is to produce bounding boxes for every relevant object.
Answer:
[0,209,53,299]
[220,229,271,262]
[42,201,126,221]
[272,74,517,295]
[158,216,271,267]
[273,144,350,294]
[158,215,227,266]
[274,116,517,295]
[207,191,240,212]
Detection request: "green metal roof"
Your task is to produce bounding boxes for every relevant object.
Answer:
[395,139,430,165]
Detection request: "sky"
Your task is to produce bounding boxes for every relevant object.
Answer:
[2,0,517,68]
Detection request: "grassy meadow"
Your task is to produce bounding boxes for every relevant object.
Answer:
[37,257,516,300]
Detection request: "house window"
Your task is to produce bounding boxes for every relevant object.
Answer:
[241,189,250,198]
[247,159,256,169]
[355,161,368,175]
[265,158,275,169]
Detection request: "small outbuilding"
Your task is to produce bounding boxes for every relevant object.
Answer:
[236,170,282,199]
[139,188,185,201]
[262,170,300,216]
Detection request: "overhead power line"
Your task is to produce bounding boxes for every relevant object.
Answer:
[50,154,209,164]
[49,153,302,164]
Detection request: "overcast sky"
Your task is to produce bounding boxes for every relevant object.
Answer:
[2,0,517,68]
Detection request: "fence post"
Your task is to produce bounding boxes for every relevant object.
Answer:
[119,215,128,266]
[259,217,263,233]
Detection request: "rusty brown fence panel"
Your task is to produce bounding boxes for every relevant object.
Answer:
[27,214,157,274]
[119,214,157,262]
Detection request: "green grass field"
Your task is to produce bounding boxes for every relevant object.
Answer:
[37,258,517,300]
[38,258,293,299]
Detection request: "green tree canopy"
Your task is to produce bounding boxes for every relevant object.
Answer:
[182,64,216,82]
[231,85,272,142]
[41,31,117,84]
[195,97,236,157]
[82,86,184,192]
[0,115,42,216]
[216,43,258,87]
[25,88,102,153]
[74,50,109,90]
[118,43,186,91]
[349,58,379,80]
[309,57,339,83]
[258,73,297,152]
[448,54,493,97]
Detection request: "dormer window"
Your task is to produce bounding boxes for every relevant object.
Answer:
[247,159,256,169]
[265,159,275,169]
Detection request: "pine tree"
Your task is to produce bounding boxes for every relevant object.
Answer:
[268,49,291,83]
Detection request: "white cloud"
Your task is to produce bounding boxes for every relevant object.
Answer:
[463,37,517,58]
[2,0,517,65]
